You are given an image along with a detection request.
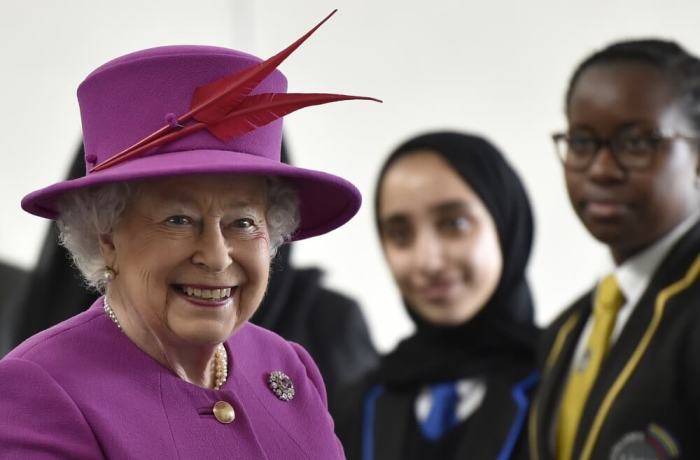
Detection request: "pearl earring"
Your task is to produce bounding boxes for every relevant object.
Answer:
[103,267,116,283]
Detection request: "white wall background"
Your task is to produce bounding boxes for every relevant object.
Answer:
[3,0,700,352]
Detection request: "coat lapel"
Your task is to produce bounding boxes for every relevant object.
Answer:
[453,377,518,459]
[571,220,700,458]
[530,300,589,460]
[373,388,414,460]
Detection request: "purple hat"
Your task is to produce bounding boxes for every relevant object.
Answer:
[21,11,378,241]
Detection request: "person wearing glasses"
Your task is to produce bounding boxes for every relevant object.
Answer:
[528,40,700,460]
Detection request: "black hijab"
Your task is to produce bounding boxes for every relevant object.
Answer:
[374,131,539,387]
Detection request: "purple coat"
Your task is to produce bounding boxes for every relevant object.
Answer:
[0,298,344,459]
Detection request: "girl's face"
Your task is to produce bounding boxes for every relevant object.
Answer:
[565,62,700,263]
[378,151,503,326]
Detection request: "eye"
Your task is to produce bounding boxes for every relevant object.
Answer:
[166,215,193,226]
[617,135,656,154]
[232,218,256,230]
[439,215,472,234]
[568,135,597,155]
[382,224,413,248]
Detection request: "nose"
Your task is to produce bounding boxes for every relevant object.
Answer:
[411,229,446,276]
[588,145,625,182]
[192,222,233,272]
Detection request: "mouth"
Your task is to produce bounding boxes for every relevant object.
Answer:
[583,200,629,219]
[418,280,459,304]
[172,284,236,305]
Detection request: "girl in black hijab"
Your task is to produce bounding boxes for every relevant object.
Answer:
[333,131,539,460]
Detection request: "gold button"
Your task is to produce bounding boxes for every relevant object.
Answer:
[213,401,235,424]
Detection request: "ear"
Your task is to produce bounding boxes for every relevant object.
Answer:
[98,231,118,269]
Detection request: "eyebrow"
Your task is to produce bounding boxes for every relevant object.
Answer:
[155,189,262,209]
[380,200,473,226]
[431,200,472,214]
[570,120,659,133]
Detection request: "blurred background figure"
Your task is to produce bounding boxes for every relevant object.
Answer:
[5,141,378,399]
[0,261,28,355]
[529,39,700,460]
[334,131,539,460]
[7,148,93,350]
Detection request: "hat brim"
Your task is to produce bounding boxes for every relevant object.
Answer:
[21,149,361,241]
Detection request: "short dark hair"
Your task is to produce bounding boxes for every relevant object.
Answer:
[566,39,700,133]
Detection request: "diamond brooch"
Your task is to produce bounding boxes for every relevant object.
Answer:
[268,371,295,401]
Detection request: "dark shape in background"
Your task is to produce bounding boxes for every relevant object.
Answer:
[11,149,95,345]
[0,262,28,355]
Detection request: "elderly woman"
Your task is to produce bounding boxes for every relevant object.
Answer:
[0,12,377,459]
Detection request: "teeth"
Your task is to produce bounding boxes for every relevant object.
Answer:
[180,286,233,301]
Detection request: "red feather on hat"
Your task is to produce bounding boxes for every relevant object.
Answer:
[205,92,380,141]
[92,9,380,172]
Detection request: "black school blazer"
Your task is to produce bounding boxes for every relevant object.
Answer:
[529,221,700,460]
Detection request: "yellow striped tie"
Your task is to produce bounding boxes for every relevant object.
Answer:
[557,274,624,460]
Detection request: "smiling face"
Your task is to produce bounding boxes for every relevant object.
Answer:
[565,62,700,263]
[100,175,271,348]
[378,151,503,326]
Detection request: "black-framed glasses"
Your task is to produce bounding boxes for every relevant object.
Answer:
[552,131,697,171]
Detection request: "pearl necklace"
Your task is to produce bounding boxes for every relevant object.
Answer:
[212,344,228,390]
[103,298,228,389]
